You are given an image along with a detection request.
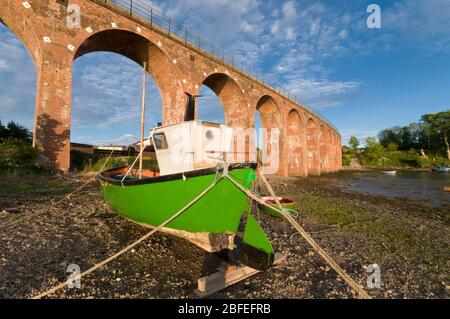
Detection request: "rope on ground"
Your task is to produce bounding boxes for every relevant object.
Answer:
[226,169,371,299]
[31,175,223,299]
[56,174,80,183]
[0,150,115,230]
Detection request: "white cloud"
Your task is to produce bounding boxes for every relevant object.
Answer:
[309,19,321,36]
[270,20,280,35]
[382,0,450,52]
[338,30,348,40]
[286,27,296,40]
[197,85,226,123]
[0,59,8,71]
[147,0,369,111]
[93,133,139,146]
[282,1,297,20]
[285,77,361,109]
[240,20,258,34]
[72,53,162,130]
[0,25,36,129]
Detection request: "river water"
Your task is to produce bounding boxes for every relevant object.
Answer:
[329,170,450,207]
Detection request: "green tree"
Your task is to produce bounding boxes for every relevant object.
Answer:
[400,126,413,150]
[387,142,398,151]
[378,126,401,148]
[363,137,385,165]
[0,138,39,171]
[407,122,427,150]
[6,121,32,142]
[0,121,8,140]
[342,154,351,166]
[349,136,360,152]
[421,110,450,160]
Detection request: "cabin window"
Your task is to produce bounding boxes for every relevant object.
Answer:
[153,133,169,150]
[205,129,214,140]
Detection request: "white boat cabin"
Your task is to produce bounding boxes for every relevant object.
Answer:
[149,121,235,176]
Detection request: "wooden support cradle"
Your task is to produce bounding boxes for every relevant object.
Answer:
[194,253,287,297]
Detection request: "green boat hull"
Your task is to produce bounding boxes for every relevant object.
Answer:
[97,163,274,270]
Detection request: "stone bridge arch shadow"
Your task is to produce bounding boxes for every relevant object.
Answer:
[75,29,186,125]
[255,95,285,175]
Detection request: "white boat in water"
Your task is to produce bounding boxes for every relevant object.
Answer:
[380,170,397,175]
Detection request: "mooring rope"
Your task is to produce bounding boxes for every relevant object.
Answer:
[56,174,80,183]
[0,151,115,231]
[31,175,223,299]
[226,169,371,299]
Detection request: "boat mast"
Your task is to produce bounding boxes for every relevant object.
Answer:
[139,61,147,179]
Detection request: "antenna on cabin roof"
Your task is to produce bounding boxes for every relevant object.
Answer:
[139,62,147,180]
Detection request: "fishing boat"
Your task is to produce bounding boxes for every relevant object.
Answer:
[258,196,296,217]
[380,170,397,175]
[431,167,450,173]
[97,120,274,271]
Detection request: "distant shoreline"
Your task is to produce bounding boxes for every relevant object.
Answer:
[342,167,432,172]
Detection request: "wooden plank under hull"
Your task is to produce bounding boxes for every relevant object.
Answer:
[194,253,287,297]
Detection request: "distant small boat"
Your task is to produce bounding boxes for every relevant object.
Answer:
[380,170,397,175]
[432,167,450,173]
[258,197,296,217]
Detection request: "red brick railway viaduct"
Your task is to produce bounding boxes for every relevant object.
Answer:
[0,0,342,176]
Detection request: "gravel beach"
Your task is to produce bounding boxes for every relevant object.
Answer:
[0,173,448,299]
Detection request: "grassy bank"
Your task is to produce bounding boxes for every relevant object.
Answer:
[0,175,75,196]
[0,138,49,176]
[70,151,158,173]
[343,150,450,169]
[0,139,159,176]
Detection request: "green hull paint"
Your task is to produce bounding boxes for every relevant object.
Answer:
[241,213,274,270]
[98,165,274,270]
[99,167,255,233]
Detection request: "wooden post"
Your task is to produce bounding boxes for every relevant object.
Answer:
[139,62,147,179]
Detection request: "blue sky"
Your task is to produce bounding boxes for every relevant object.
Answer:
[0,0,449,146]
